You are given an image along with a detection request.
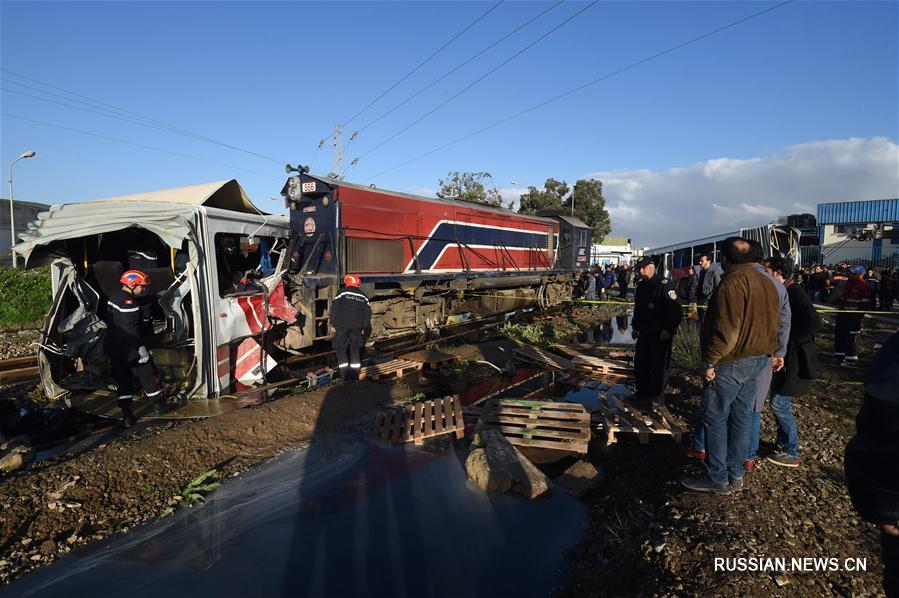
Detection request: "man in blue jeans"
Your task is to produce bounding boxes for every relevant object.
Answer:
[681,237,779,494]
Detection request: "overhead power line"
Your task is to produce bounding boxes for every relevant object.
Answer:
[309,0,505,162]
[1,69,286,164]
[363,0,797,181]
[2,112,281,180]
[340,0,505,129]
[351,0,600,166]
[352,0,566,138]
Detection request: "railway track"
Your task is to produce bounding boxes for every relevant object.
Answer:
[0,355,39,384]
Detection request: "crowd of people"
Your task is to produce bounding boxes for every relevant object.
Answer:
[582,263,634,302]
[618,237,897,595]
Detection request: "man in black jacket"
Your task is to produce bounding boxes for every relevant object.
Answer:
[845,332,899,596]
[763,257,821,467]
[105,270,164,427]
[631,256,681,408]
[329,274,372,382]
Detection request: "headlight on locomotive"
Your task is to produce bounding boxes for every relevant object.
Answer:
[286,176,302,201]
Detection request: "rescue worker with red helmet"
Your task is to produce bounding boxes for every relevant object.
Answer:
[105,270,164,426]
[329,274,372,382]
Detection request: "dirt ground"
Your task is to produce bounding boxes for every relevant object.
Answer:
[0,379,415,583]
[562,319,893,597]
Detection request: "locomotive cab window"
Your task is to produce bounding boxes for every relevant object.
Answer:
[214,233,285,297]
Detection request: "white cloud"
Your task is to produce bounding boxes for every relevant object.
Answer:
[587,137,899,248]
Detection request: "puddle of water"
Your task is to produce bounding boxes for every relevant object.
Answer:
[9,438,586,598]
[562,382,635,412]
[579,314,635,346]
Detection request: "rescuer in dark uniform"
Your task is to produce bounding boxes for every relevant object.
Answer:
[105,270,165,427]
[631,256,682,408]
[329,274,372,382]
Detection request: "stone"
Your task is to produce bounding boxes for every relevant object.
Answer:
[465,430,552,499]
[0,438,33,473]
[553,460,605,498]
[774,574,790,587]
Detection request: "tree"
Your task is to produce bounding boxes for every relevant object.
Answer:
[436,171,502,207]
[568,179,611,243]
[518,177,611,243]
[517,178,569,215]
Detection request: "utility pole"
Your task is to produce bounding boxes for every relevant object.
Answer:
[332,123,343,179]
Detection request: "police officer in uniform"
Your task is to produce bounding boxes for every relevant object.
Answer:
[329,274,372,382]
[631,257,682,408]
[105,270,165,426]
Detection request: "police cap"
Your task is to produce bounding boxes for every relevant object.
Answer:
[634,256,654,270]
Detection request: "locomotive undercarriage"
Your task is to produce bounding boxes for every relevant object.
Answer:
[278,272,576,352]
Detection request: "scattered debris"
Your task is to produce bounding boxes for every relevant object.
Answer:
[372,396,464,445]
[465,430,552,499]
[554,460,605,498]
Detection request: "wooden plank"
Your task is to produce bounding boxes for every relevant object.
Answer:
[397,349,459,369]
[612,398,652,443]
[452,397,464,439]
[499,435,588,453]
[413,402,424,444]
[479,421,589,441]
[653,406,684,443]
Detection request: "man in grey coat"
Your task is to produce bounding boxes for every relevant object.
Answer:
[745,252,791,469]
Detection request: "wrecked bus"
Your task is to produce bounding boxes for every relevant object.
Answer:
[13,180,298,412]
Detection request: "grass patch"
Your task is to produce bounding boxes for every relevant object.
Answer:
[180,469,221,505]
[500,319,580,346]
[0,266,52,327]
[672,319,702,372]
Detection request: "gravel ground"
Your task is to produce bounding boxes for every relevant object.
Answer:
[561,322,891,597]
[0,331,39,360]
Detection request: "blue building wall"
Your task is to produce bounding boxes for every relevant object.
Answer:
[817,198,899,225]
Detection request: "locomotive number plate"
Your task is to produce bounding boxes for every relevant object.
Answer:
[302,182,317,193]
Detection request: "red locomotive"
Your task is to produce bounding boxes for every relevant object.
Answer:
[279,167,592,351]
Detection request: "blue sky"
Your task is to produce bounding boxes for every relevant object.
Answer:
[2,1,897,245]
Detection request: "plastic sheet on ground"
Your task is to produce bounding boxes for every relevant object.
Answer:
[9,437,586,597]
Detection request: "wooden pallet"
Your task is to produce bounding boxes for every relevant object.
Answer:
[358,359,423,381]
[551,345,633,377]
[476,399,591,454]
[513,345,574,370]
[397,349,459,370]
[373,396,465,445]
[593,399,683,445]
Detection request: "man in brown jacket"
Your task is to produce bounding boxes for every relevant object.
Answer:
[682,237,779,494]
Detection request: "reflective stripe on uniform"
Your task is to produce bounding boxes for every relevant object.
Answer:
[350,363,361,368]
[338,362,349,368]
[117,394,134,400]
[334,290,369,304]
[145,390,162,397]
[107,302,140,313]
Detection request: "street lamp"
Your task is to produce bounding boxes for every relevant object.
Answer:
[7,150,36,268]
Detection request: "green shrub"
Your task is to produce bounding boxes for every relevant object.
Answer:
[672,319,702,372]
[0,266,52,327]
